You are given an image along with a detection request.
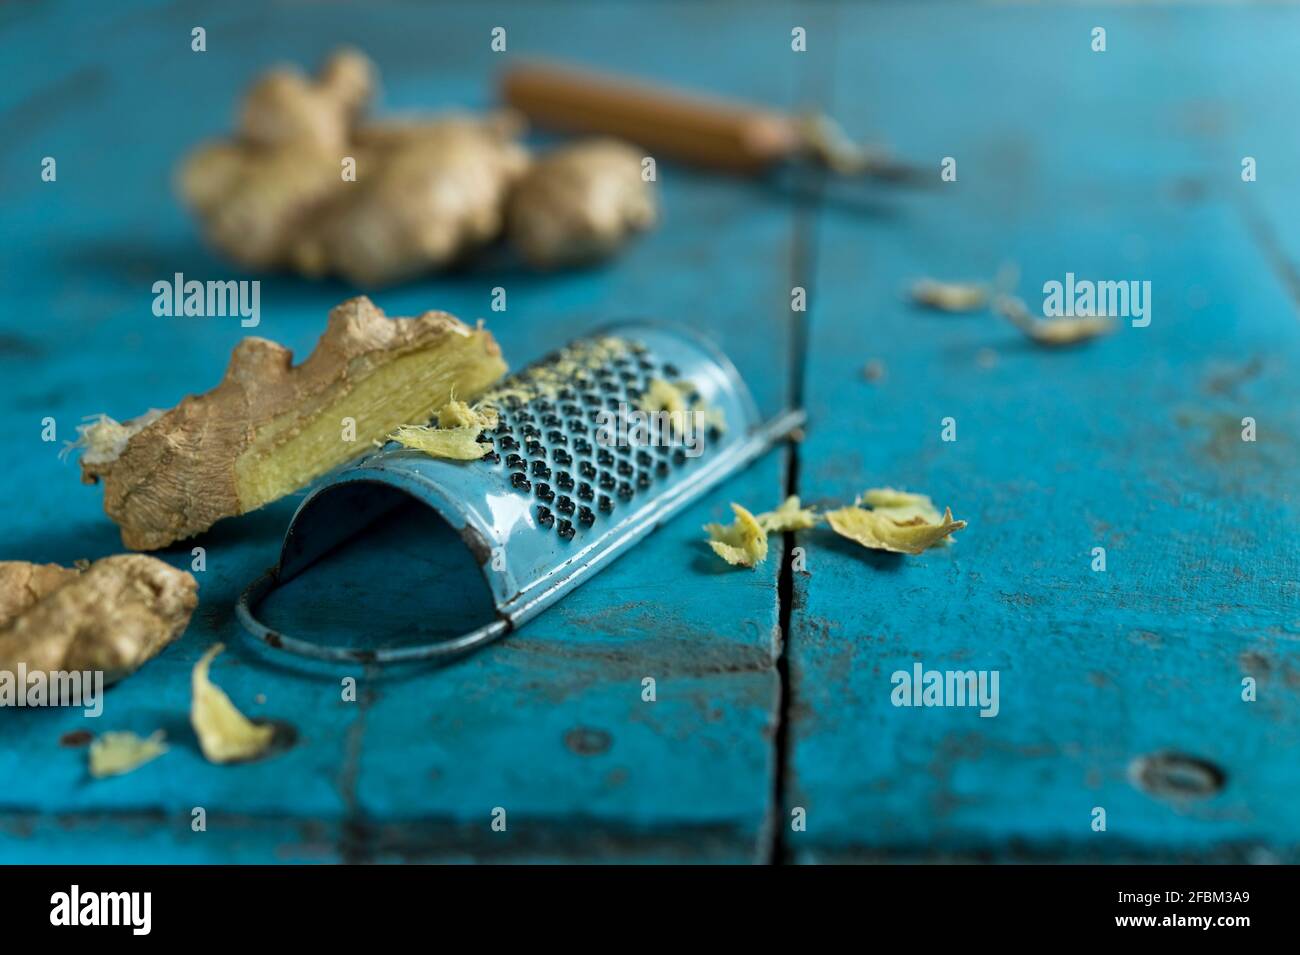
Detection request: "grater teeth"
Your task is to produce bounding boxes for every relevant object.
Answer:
[470,336,710,543]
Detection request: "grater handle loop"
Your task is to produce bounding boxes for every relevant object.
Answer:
[235,568,510,665]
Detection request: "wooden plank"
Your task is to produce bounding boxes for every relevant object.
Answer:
[0,0,817,861]
[784,2,1300,861]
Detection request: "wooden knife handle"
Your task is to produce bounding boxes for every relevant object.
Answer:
[500,61,801,174]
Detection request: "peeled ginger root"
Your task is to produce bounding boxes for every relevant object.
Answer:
[507,139,658,268]
[178,49,530,286]
[76,296,506,550]
[0,555,197,684]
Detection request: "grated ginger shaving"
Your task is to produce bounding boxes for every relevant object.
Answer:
[826,496,966,555]
[88,730,168,779]
[995,294,1115,346]
[388,398,497,461]
[191,643,275,764]
[756,495,818,532]
[436,398,498,430]
[910,279,989,313]
[704,503,768,567]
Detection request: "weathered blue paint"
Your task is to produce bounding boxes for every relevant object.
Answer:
[0,0,799,863]
[1,1,1297,864]
[784,3,1300,862]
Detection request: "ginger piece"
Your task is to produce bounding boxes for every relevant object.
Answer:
[826,504,966,555]
[191,644,275,764]
[180,49,374,272]
[0,556,196,684]
[89,731,168,779]
[0,561,79,626]
[705,504,769,568]
[297,114,530,286]
[76,296,506,550]
[508,139,657,268]
[239,49,372,153]
[705,497,816,569]
[179,50,530,286]
[389,426,489,461]
[756,495,818,532]
[995,294,1115,346]
[856,487,944,525]
[910,279,989,312]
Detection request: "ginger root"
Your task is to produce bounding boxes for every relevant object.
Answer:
[507,139,657,268]
[77,296,506,550]
[0,556,197,684]
[179,50,530,286]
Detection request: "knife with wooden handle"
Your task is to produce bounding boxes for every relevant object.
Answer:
[501,60,802,173]
[500,60,923,182]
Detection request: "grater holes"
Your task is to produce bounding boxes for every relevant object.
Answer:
[492,340,698,540]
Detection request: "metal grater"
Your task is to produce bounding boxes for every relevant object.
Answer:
[237,321,804,663]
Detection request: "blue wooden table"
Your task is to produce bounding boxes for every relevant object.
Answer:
[2,0,1297,863]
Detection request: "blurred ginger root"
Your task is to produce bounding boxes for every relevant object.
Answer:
[179,50,659,283]
[178,49,530,286]
[507,139,658,268]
